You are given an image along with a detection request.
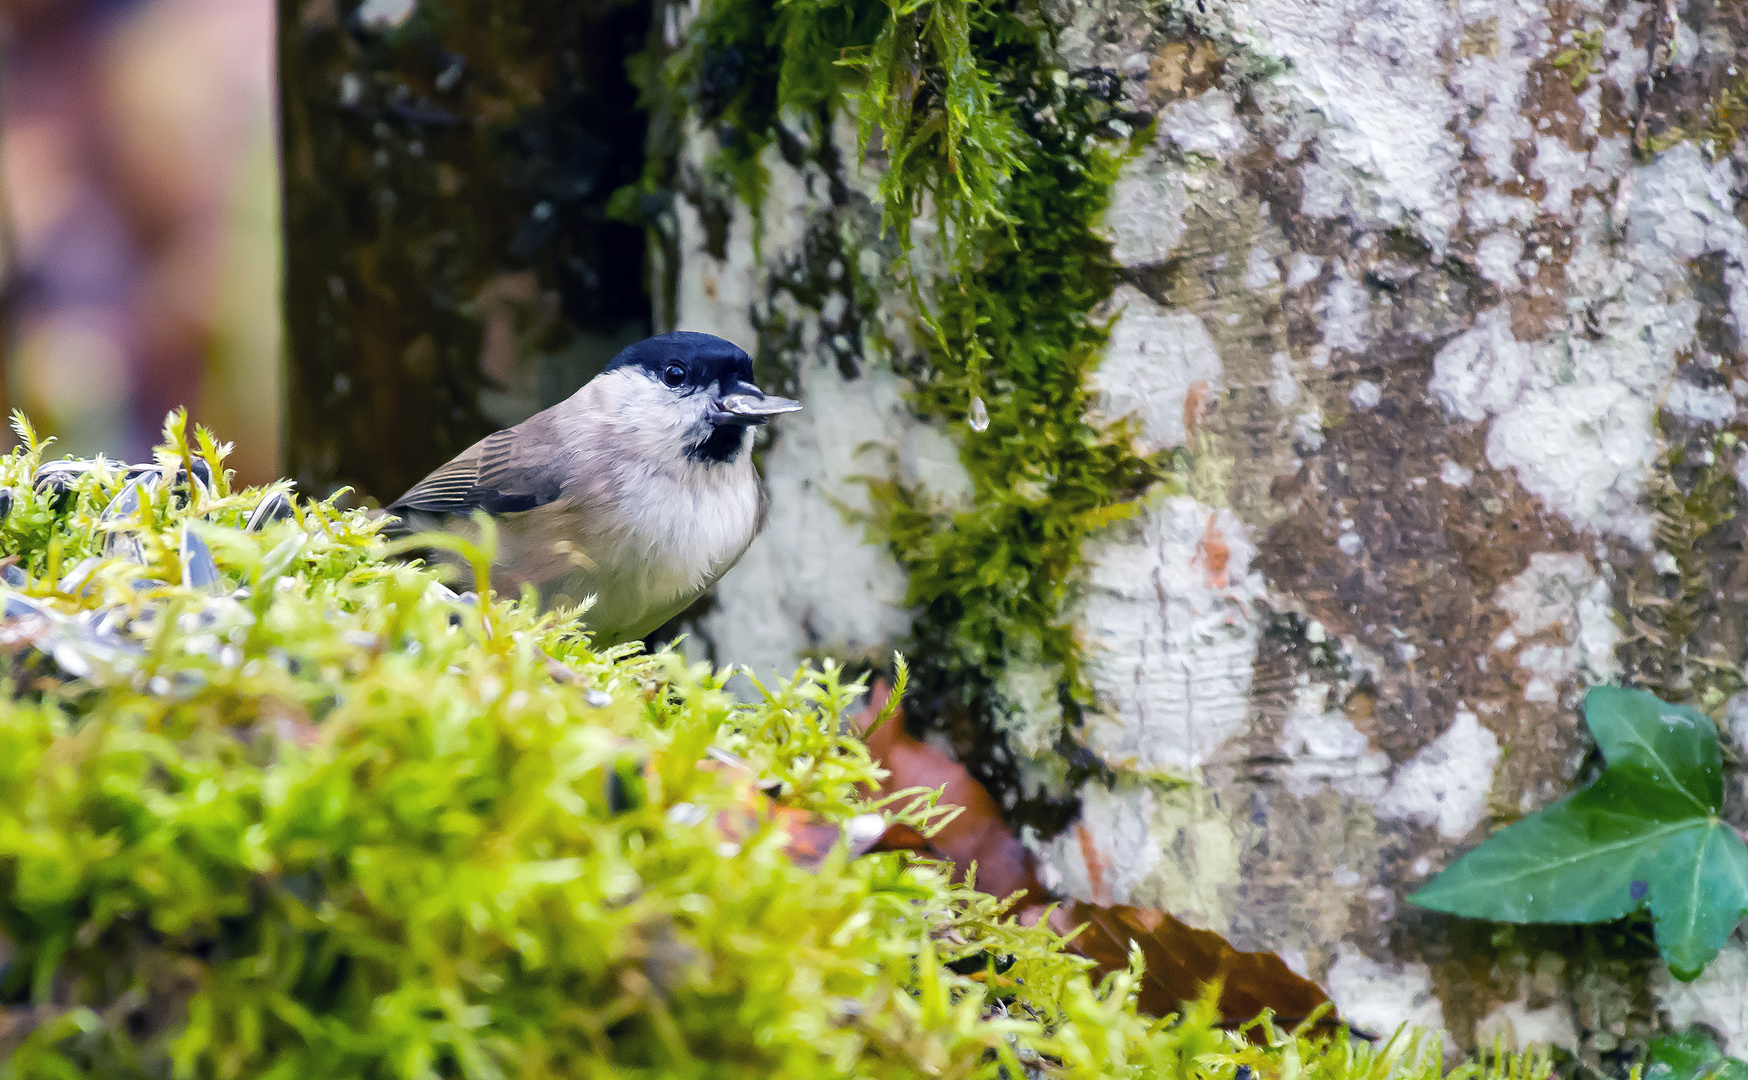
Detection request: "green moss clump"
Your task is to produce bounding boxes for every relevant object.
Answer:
[654,0,1019,262]
[0,423,1071,1076]
[865,48,1172,812]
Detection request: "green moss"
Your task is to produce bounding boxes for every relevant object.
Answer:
[1621,431,1743,715]
[1635,74,1748,160]
[865,54,1176,819]
[654,0,1019,264]
[662,0,1178,823]
[1550,29,1604,91]
[0,422,1117,1075]
[1697,78,1748,156]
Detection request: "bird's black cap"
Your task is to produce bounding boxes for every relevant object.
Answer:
[605,331,754,391]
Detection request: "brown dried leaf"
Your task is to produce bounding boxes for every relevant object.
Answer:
[855,680,1049,907]
[712,781,877,872]
[1047,901,1335,1031]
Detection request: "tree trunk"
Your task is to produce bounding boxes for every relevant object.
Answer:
[276,0,652,502]
[656,0,1748,1060]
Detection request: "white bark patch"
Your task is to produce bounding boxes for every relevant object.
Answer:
[1377,711,1500,840]
[1278,678,1389,800]
[1081,497,1262,774]
[1484,376,1666,547]
[1602,18,1650,107]
[673,129,840,346]
[1656,943,1748,1059]
[1292,405,1326,451]
[1665,379,1739,426]
[1448,1,1539,187]
[698,353,937,678]
[1093,287,1224,452]
[1475,232,1526,291]
[1466,189,1538,232]
[1326,946,1454,1050]
[1428,146,1747,546]
[1318,262,1372,353]
[1622,147,1748,327]
[1285,253,1325,290]
[674,192,756,346]
[1528,134,1628,222]
[1349,381,1382,411]
[1245,245,1282,291]
[1269,352,1299,407]
[1103,152,1188,266]
[1159,91,1247,160]
[1492,553,1620,702]
[1212,0,1465,250]
[1038,783,1163,906]
[1429,306,1530,423]
[1038,781,1241,929]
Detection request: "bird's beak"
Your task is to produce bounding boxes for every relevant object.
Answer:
[713,381,803,425]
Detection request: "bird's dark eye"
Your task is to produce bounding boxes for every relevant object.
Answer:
[662,362,687,388]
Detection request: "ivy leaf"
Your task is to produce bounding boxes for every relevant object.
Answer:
[1410,686,1748,981]
[1584,685,1721,812]
[1646,1027,1748,1080]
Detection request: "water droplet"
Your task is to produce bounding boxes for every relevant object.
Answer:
[179,526,223,594]
[246,490,296,532]
[585,688,612,708]
[845,813,888,849]
[968,395,990,432]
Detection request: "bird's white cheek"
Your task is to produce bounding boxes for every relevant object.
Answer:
[606,381,700,453]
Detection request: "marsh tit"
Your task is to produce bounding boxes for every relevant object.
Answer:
[388,332,800,644]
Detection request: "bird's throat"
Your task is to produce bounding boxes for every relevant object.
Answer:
[689,424,747,465]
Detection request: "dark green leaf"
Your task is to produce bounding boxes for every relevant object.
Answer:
[1584,686,1720,812]
[1411,686,1748,980]
[1408,771,1684,923]
[1649,819,1748,980]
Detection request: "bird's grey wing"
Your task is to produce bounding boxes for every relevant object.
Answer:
[389,424,566,517]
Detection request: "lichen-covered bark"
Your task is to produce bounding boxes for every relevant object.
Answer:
[661,0,1748,1060]
[276,0,651,500]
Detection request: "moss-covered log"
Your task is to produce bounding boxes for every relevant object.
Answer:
[276,0,653,502]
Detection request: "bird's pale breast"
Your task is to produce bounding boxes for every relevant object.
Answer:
[493,454,762,644]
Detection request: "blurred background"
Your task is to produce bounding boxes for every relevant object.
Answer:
[0,0,282,485]
[0,0,652,502]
